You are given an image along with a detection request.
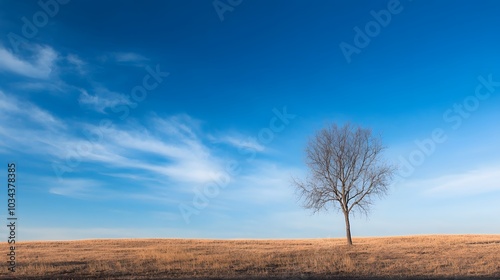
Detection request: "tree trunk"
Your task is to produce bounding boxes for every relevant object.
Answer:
[343,211,353,246]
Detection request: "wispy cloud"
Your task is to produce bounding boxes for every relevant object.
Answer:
[152,114,202,140]
[114,52,148,62]
[0,90,65,130]
[10,81,66,92]
[0,91,228,197]
[49,178,103,198]
[418,166,500,196]
[66,54,86,75]
[212,134,265,152]
[0,89,298,215]
[78,88,133,113]
[107,52,149,66]
[0,44,58,79]
[91,119,225,184]
[224,162,299,204]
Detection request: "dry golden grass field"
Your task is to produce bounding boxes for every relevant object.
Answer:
[2,235,499,280]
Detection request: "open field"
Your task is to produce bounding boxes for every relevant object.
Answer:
[2,235,499,279]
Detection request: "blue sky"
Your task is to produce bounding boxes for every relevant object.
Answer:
[1,0,499,240]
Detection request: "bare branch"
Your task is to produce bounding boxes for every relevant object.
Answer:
[291,122,397,245]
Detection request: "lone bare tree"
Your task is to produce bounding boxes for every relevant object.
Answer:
[293,123,396,245]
